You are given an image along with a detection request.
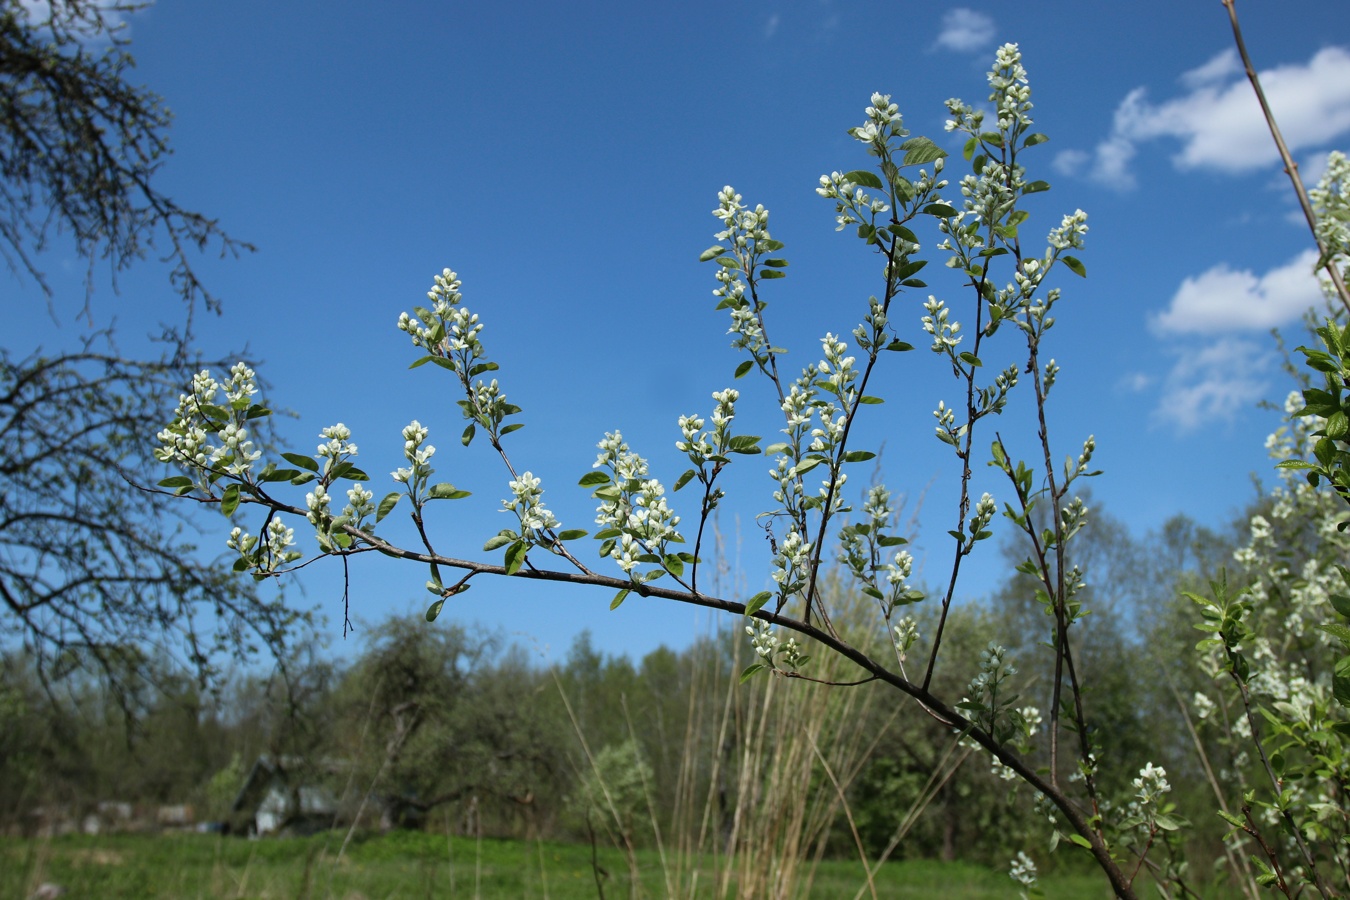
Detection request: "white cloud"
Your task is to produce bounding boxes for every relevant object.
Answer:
[764,13,780,39]
[1152,249,1322,334]
[1154,337,1271,431]
[1064,46,1350,188]
[934,9,995,54]
[1118,372,1154,393]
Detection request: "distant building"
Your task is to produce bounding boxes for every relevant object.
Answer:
[229,755,342,836]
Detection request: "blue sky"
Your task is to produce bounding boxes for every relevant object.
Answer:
[11,1,1350,664]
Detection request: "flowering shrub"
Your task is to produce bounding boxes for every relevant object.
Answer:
[155,45,1249,898]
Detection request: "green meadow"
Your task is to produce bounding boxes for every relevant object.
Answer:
[3,831,1120,899]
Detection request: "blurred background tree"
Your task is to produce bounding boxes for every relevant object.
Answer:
[0,0,302,697]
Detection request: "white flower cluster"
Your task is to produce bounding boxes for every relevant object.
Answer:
[710,186,773,357]
[816,169,890,232]
[155,367,264,479]
[921,296,961,352]
[397,268,479,355]
[943,97,984,136]
[745,617,806,668]
[1311,150,1350,274]
[392,420,435,486]
[504,471,560,541]
[968,492,996,538]
[226,520,301,573]
[305,482,331,530]
[593,431,681,572]
[317,423,357,471]
[848,91,907,152]
[892,615,919,662]
[988,43,1033,132]
[1127,762,1171,830]
[885,548,914,590]
[1047,209,1089,251]
[676,388,739,460]
[211,420,262,477]
[956,160,1019,230]
[223,361,258,407]
[771,528,812,592]
[1008,850,1038,890]
[342,484,375,523]
[967,641,1016,700]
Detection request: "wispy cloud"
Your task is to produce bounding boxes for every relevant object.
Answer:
[764,13,780,39]
[1154,337,1271,432]
[1055,46,1350,189]
[1150,248,1326,431]
[1152,249,1323,334]
[934,9,995,54]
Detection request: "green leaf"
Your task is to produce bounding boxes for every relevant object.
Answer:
[734,359,754,379]
[281,452,320,472]
[699,245,726,262]
[556,529,588,541]
[922,203,959,218]
[1062,255,1087,278]
[483,533,516,552]
[727,434,761,454]
[220,484,241,517]
[578,471,611,487]
[900,136,948,166]
[895,259,928,280]
[763,258,789,268]
[740,662,766,684]
[376,491,402,523]
[610,588,630,610]
[859,395,884,405]
[843,450,876,463]
[758,269,786,280]
[259,468,302,483]
[1321,622,1350,645]
[793,456,825,476]
[673,469,697,492]
[1329,410,1349,439]
[842,169,885,189]
[425,598,446,622]
[158,475,193,489]
[887,224,918,244]
[958,351,982,367]
[500,423,525,436]
[428,356,457,372]
[885,340,914,352]
[1068,834,1092,849]
[428,482,471,500]
[1023,132,1050,147]
[962,136,978,161]
[504,540,527,575]
[462,423,476,446]
[1022,180,1051,194]
[744,591,773,615]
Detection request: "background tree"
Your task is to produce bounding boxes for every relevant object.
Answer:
[0,0,298,694]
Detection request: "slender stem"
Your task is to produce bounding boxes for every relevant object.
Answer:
[1221,0,1350,315]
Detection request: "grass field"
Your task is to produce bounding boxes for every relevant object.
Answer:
[0,830,1128,898]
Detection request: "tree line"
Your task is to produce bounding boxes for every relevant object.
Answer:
[0,493,1262,876]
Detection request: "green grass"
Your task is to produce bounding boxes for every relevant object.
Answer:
[0,830,1124,898]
